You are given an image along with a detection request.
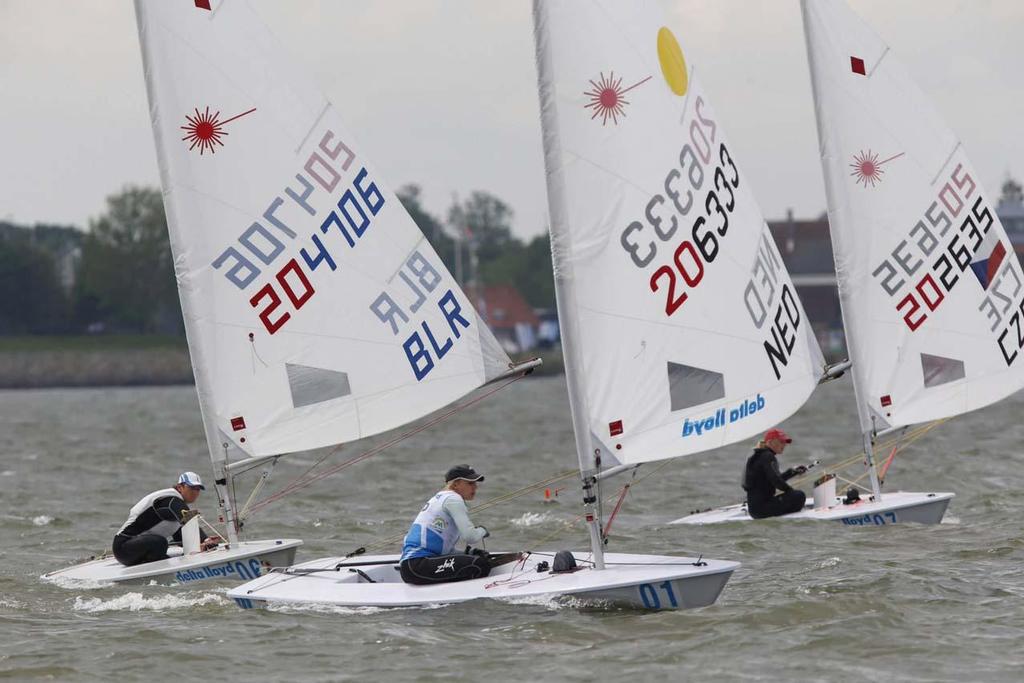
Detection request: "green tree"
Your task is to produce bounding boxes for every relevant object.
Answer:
[74,186,182,334]
[520,234,555,308]
[448,191,514,263]
[397,184,457,273]
[478,233,555,309]
[0,229,69,334]
[399,185,557,310]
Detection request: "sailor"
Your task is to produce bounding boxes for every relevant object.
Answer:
[399,464,492,585]
[742,428,808,519]
[112,472,222,566]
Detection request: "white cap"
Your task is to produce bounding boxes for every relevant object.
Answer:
[177,471,205,490]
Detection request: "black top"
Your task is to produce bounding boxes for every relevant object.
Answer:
[119,496,206,543]
[742,447,800,503]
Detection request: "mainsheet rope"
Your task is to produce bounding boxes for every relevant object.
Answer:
[518,419,950,553]
[784,418,948,490]
[240,372,531,519]
[249,419,950,591]
[341,468,580,558]
[246,414,948,562]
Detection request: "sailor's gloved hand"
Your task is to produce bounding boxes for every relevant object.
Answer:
[794,465,808,475]
[201,537,222,551]
[468,547,490,560]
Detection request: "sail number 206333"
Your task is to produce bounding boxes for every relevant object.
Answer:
[619,96,739,317]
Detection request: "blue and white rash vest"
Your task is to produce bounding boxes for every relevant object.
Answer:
[401,490,487,561]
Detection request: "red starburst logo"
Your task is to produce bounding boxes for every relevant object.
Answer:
[583,72,652,126]
[180,106,257,155]
[850,149,905,187]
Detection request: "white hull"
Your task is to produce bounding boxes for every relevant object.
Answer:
[670,491,954,526]
[43,539,302,586]
[227,551,739,611]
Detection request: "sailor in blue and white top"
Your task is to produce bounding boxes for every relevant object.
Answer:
[399,465,493,585]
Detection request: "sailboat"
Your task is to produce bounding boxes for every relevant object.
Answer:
[44,0,519,587]
[675,0,1023,526]
[224,0,841,611]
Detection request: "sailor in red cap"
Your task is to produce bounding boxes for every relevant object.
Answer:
[741,428,808,518]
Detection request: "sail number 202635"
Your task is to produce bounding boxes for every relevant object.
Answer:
[619,96,740,317]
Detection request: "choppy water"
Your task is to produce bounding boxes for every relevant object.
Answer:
[2,377,1022,681]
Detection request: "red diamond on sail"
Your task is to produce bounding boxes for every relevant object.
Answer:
[880,395,892,407]
[195,0,211,10]
[231,416,247,431]
[609,420,624,437]
[850,56,866,75]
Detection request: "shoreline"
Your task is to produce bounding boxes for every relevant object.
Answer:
[0,346,565,389]
[0,348,194,389]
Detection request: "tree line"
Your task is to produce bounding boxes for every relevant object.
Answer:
[0,185,554,336]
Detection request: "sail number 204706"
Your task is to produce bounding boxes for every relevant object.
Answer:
[210,130,385,336]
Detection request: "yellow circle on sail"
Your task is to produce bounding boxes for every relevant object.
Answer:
[657,27,688,96]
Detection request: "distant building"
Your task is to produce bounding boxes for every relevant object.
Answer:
[997,178,1024,251]
[465,283,541,354]
[534,308,561,349]
[768,211,846,359]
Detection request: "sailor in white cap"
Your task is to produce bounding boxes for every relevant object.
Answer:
[112,471,222,566]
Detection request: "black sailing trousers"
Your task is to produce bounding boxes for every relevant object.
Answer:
[399,554,492,585]
[112,533,169,566]
[748,490,807,519]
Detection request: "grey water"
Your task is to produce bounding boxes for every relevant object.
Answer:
[1,376,1022,682]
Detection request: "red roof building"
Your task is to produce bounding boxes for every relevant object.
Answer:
[465,284,540,353]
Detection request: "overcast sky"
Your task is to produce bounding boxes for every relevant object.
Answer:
[1,1,1021,239]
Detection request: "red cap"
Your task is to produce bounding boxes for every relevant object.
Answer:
[764,428,792,444]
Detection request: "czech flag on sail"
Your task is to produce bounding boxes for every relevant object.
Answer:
[969,230,1007,290]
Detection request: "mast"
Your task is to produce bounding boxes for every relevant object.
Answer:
[134,1,241,543]
[532,0,605,569]
[799,0,881,501]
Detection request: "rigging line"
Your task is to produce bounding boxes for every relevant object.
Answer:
[784,419,948,489]
[237,461,283,521]
[199,515,228,542]
[348,469,581,557]
[878,444,900,483]
[242,447,340,518]
[473,470,579,510]
[248,374,525,513]
[348,456,664,561]
[525,459,679,555]
[602,466,639,537]
[245,373,529,515]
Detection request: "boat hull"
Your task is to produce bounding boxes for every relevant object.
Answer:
[670,491,954,526]
[42,539,303,586]
[227,551,739,611]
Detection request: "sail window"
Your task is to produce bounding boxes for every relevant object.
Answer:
[667,362,725,412]
[920,353,965,388]
[286,364,352,408]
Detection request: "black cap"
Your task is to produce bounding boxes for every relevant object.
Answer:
[445,464,485,483]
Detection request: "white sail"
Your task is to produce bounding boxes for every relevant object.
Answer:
[802,0,1024,432]
[534,0,824,470]
[134,0,510,462]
